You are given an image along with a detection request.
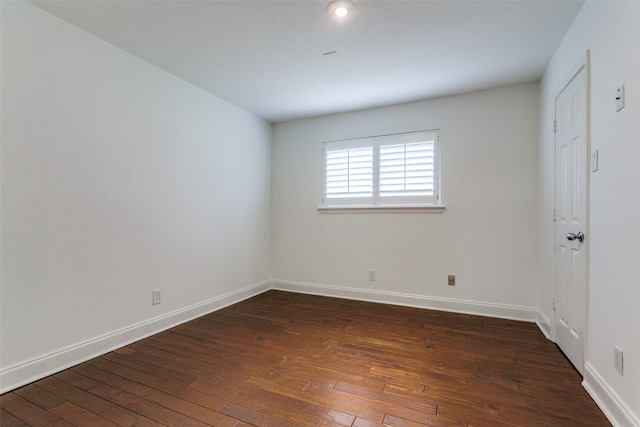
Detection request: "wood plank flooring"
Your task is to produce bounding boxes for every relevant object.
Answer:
[1,290,611,426]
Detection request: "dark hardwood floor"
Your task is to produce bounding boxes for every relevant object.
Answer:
[1,290,610,426]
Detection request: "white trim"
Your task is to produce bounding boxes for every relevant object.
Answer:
[270,280,537,322]
[321,129,441,208]
[0,281,270,394]
[317,205,445,214]
[5,278,631,427]
[0,279,556,395]
[536,309,553,340]
[583,363,640,427]
[552,49,591,376]
[553,51,589,100]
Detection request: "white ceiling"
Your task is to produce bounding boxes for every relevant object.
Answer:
[31,0,583,123]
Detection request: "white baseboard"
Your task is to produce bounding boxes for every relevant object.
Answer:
[5,279,633,427]
[270,280,537,322]
[0,280,555,395]
[536,309,552,340]
[583,363,640,427]
[0,281,270,394]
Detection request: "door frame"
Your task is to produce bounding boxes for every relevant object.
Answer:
[552,50,591,372]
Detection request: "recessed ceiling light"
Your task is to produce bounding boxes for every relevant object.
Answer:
[326,0,356,19]
[334,6,349,17]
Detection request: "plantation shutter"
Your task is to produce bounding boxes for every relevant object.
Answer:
[379,140,435,197]
[322,130,439,206]
[325,146,373,199]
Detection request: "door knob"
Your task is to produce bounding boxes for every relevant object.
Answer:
[566,231,585,242]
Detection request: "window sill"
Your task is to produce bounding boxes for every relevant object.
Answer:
[317,205,446,214]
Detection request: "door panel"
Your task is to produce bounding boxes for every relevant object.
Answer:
[554,63,587,375]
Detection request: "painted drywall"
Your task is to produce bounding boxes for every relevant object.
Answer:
[539,2,640,425]
[1,1,271,390]
[272,83,540,315]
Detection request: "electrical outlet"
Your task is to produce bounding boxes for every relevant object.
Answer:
[368,270,376,281]
[614,346,624,375]
[152,289,162,305]
[448,275,455,286]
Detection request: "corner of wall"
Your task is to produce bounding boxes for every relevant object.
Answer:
[535,309,552,340]
[0,281,271,394]
[583,363,640,427]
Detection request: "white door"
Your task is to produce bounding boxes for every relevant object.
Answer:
[554,63,588,375]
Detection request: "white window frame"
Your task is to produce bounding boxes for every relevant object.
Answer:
[320,130,443,212]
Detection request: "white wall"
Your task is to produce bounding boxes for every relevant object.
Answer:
[5,2,635,422]
[1,1,271,392]
[272,83,540,318]
[539,2,640,425]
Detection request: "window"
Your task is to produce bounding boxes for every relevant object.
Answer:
[322,130,440,208]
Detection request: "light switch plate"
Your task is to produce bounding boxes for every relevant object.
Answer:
[152,289,161,305]
[614,345,624,375]
[616,84,625,112]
